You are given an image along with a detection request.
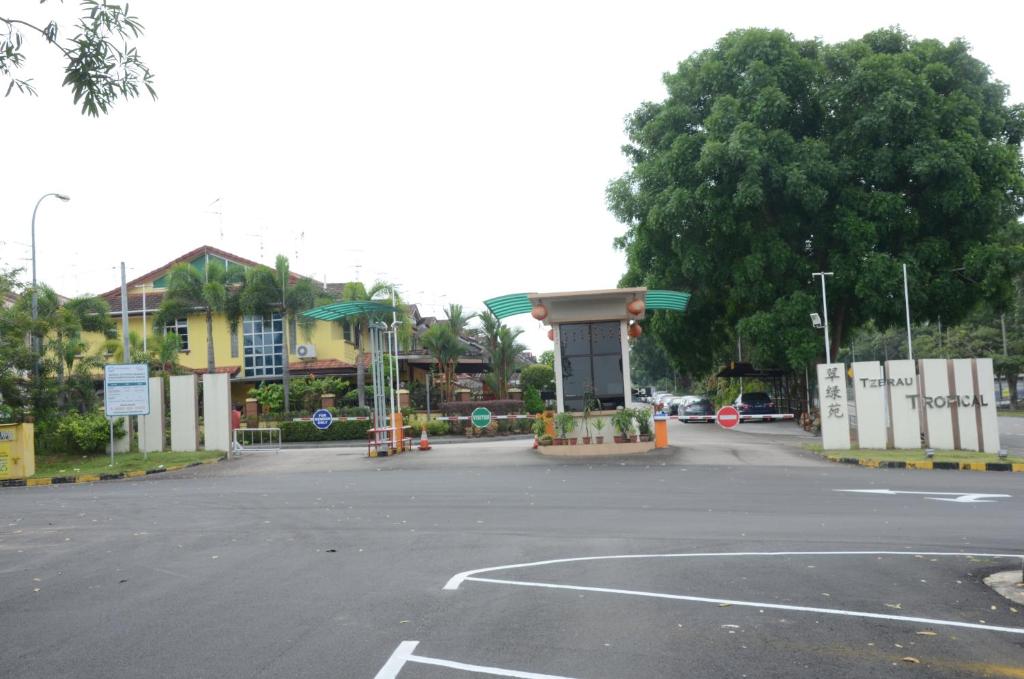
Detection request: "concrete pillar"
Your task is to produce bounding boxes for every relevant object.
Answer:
[851,361,886,449]
[885,360,920,449]
[139,377,165,453]
[321,393,336,409]
[169,374,199,452]
[245,398,259,427]
[398,389,410,408]
[202,373,231,452]
[817,363,850,450]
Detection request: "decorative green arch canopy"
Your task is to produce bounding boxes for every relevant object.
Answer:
[483,289,690,320]
[303,300,399,321]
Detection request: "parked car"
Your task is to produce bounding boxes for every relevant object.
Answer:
[733,392,776,415]
[680,398,715,421]
[666,396,687,415]
[653,393,675,411]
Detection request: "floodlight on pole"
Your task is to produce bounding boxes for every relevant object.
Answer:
[809,313,823,329]
[811,272,834,364]
[30,193,70,380]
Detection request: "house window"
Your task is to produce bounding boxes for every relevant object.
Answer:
[243,313,284,378]
[559,321,623,411]
[164,318,189,352]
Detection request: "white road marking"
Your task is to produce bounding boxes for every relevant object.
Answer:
[463,576,1024,636]
[443,550,1023,590]
[835,489,1011,503]
[374,640,580,679]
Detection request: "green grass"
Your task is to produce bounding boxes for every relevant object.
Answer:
[802,443,1024,464]
[32,450,225,479]
[998,409,1024,418]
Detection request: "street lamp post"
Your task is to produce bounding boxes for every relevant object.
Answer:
[30,192,70,374]
[812,272,834,364]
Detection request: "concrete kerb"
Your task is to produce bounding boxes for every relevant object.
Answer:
[0,455,228,489]
[823,454,1024,473]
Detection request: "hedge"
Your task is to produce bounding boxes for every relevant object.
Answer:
[278,419,371,442]
[442,400,522,416]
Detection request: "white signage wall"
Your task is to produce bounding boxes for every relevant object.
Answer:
[817,363,850,450]
[851,361,886,449]
[169,374,199,452]
[112,417,130,453]
[885,360,920,449]
[975,358,1001,453]
[951,359,979,451]
[202,373,232,452]
[919,359,955,450]
[139,377,165,453]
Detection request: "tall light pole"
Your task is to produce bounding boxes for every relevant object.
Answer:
[812,272,834,364]
[903,263,914,360]
[30,193,70,376]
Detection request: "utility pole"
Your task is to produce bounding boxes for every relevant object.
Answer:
[812,272,834,363]
[903,263,913,360]
[120,262,133,448]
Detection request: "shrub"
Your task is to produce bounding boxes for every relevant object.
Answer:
[442,400,521,416]
[554,412,576,439]
[278,419,371,442]
[522,386,544,414]
[36,411,125,454]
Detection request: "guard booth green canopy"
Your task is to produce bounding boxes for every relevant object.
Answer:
[303,300,401,454]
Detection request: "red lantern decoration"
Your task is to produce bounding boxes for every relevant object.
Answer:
[547,328,555,341]
[626,298,646,316]
[628,322,643,338]
[531,304,548,321]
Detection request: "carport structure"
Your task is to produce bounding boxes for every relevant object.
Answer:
[484,288,689,413]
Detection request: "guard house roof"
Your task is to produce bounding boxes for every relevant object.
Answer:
[484,288,690,324]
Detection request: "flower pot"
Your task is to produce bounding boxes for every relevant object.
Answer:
[582,437,592,444]
[566,437,578,445]
[639,434,651,442]
[613,435,627,443]
[595,436,604,444]
[554,438,565,446]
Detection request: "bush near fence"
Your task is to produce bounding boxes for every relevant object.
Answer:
[440,400,531,434]
[278,419,372,442]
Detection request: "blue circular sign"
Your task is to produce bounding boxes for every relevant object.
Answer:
[311,409,334,430]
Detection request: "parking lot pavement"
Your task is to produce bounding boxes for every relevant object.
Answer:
[998,415,1024,452]
[2,438,1021,678]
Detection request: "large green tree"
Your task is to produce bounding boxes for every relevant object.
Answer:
[1,1,156,115]
[609,28,1024,375]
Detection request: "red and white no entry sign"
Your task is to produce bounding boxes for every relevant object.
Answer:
[716,405,741,429]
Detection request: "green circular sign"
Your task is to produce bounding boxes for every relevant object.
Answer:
[470,407,492,428]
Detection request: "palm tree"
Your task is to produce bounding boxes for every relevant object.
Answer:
[419,322,463,403]
[274,255,316,412]
[155,261,244,374]
[493,325,527,399]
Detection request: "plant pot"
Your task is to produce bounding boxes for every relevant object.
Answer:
[566,437,577,445]
[582,436,592,444]
[613,435,627,443]
[554,438,565,446]
[639,434,651,442]
[595,436,604,444]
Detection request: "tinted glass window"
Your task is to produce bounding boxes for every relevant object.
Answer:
[559,324,591,357]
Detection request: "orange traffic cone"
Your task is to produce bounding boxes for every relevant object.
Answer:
[419,428,432,451]
[532,435,539,449]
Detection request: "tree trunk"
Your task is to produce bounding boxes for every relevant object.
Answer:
[205,309,216,374]
[356,350,366,408]
[1009,373,1019,409]
[829,306,846,364]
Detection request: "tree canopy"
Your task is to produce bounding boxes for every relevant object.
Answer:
[609,27,1024,375]
[1,1,156,115]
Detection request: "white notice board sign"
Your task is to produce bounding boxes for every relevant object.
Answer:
[104,363,151,416]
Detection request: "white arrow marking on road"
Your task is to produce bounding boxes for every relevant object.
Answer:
[834,489,1011,503]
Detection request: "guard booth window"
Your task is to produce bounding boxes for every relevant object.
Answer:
[560,321,624,411]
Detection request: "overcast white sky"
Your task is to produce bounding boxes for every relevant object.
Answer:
[3,0,1022,353]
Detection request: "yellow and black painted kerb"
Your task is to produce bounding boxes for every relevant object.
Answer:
[826,455,1024,473]
[0,456,226,488]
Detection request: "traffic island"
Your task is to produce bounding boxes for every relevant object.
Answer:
[803,444,1024,472]
[537,441,656,457]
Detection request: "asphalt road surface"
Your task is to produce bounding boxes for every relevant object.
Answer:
[2,422,1022,678]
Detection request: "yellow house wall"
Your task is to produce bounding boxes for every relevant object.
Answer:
[80,312,364,373]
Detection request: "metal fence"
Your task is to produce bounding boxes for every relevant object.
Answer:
[232,427,282,455]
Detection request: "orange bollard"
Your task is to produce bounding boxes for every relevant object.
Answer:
[654,414,668,448]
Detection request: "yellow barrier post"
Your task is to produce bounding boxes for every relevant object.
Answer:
[0,422,36,480]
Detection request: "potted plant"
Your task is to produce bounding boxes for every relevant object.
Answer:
[538,434,553,446]
[554,411,576,445]
[634,409,653,442]
[531,417,547,442]
[612,408,634,443]
[591,416,606,444]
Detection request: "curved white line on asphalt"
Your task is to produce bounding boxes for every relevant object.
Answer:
[443,550,1023,590]
[464,576,1024,636]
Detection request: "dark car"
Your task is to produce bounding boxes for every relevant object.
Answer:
[680,398,715,421]
[733,392,776,416]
